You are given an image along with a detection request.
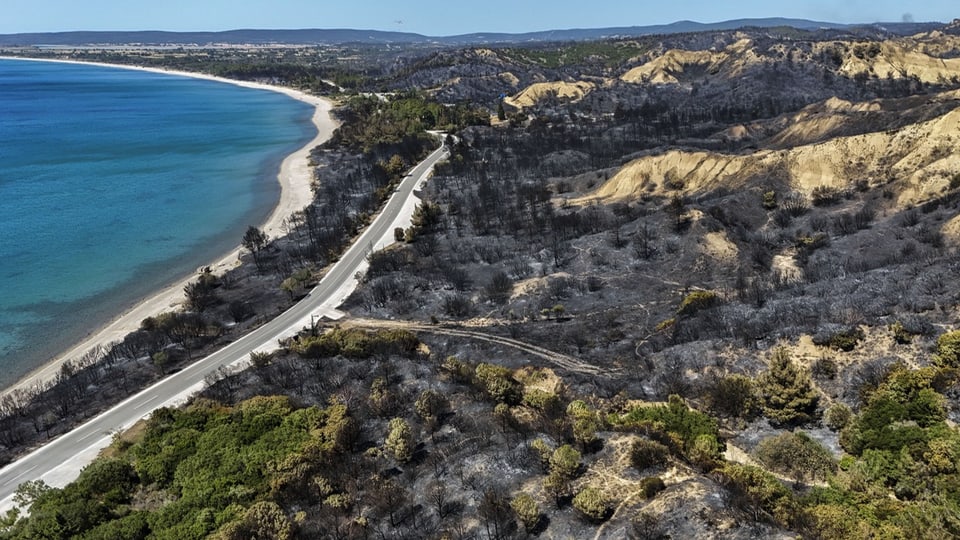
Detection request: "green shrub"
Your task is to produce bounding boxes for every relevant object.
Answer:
[704,374,758,418]
[384,418,414,463]
[795,232,830,251]
[530,438,554,473]
[414,390,449,424]
[567,400,601,450]
[249,351,273,368]
[754,432,836,484]
[934,330,960,368]
[522,389,561,415]
[292,328,419,359]
[442,356,473,383]
[549,445,582,479]
[475,363,522,404]
[572,487,611,522]
[841,368,947,456]
[510,492,541,533]
[716,463,795,524]
[688,433,723,471]
[612,395,721,461]
[824,403,853,431]
[655,318,676,332]
[758,348,819,427]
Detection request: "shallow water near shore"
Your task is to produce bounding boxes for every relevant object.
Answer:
[0,59,314,388]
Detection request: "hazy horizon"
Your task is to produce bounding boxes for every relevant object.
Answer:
[2,0,954,36]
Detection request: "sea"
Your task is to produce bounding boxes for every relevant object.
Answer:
[0,58,315,389]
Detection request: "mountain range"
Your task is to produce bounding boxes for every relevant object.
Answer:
[0,18,943,47]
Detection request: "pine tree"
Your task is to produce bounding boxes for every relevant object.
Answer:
[384,418,414,463]
[241,225,269,273]
[758,348,819,426]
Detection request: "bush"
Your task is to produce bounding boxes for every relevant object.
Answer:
[414,390,449,424]
[183,277,220,312]
[781,194,810,216]
[716,463,795,525]
[572,487,611,522]
[631,511,667,540]
[510,492,541,533]
[249,351,273,368]
[677,290,720,317]
[292,327,419,359]
[475,363,522,404]
[442,355,473,383]
[523,389,562,415]
[811,186,842,206]
[762,190,778,210]
[813,327,864,352]
[631,438,670,471]
[486,271,513,304]
[640,476,667,499]
[227,300,254,323]
[531,438,553,473]
[549,445,582,479]
[754,431,836,484]
[704,374,757,418]
[688,433,723,471]
[811,357,838,380]
[841,365,948,456]
[758,348,819,427]
[824,403,853,431]
[384,418,414,463]
[442,293,474,318]
[890,321,912,345]
[612,396,722,463]
[934,330,960,368]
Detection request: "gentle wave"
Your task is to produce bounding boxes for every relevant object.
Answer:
[0,59,314,386]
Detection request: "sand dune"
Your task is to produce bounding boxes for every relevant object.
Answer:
[578,102,960,207]
[505,80,595,108]
[620,38,757,84]
[620,34,960,86]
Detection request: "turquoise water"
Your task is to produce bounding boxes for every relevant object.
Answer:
[0,59,315,387]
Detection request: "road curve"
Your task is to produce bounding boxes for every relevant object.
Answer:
[0,141,450,507]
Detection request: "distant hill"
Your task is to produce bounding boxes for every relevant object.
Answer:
[0,18,944,47]
[0,29,429,47]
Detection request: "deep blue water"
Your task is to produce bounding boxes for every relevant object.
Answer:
[0,59,315,387]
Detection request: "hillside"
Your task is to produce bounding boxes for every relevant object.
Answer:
[335,23,960,537]
[0,18,940,47]
[6,20,960,540]
[582,90,960,207]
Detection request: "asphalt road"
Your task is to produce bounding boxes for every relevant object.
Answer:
[0,141,449,507]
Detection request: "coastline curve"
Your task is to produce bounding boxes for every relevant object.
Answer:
[0,56,338,397]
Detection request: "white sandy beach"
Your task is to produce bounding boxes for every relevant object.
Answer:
[0,57,339,396]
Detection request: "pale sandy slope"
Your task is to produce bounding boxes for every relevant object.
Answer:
[0,58,338,396]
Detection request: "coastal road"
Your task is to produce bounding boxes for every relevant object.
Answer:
[0,141,450,508]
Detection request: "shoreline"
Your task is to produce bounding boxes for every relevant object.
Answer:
[0,56,339,396]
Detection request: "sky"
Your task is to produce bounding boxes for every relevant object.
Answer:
[1,0,956,35]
